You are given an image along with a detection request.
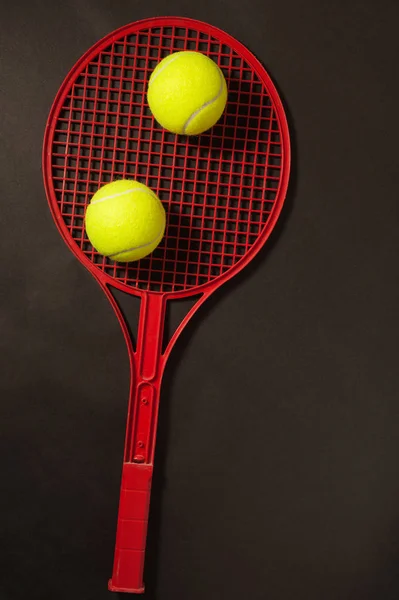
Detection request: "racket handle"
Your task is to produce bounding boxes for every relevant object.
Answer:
[108,462,153,593]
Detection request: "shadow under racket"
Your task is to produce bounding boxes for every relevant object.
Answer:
[110,105,296,598]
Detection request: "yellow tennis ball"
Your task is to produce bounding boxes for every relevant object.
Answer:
[85,179,166,262]
[147,51,228,136]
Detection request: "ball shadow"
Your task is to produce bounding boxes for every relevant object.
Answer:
[187,77,268,154]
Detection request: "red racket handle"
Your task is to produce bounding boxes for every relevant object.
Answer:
[108,462,153,593]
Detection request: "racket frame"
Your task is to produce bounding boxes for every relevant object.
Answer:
[43,16,290,593]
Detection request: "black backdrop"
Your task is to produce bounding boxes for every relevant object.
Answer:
[1,1,399,599]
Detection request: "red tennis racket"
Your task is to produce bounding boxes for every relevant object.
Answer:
[43,16,290,594]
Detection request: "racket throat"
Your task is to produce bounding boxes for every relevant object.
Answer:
[136,293,166,381]
[124,293,166,465]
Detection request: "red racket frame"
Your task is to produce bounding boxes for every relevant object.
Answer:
[43,16,290,593]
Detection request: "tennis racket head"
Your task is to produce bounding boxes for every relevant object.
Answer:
[43,16,290,299]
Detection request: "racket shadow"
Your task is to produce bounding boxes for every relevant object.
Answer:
[142,103,296,599]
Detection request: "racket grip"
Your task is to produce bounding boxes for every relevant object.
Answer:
[108,462,153,594]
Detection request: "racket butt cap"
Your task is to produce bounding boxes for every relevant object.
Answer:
[108,578,145,594]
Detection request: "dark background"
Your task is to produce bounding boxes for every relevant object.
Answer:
[1,1,399,599]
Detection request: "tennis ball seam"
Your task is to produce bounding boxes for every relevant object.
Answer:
[91,187,157,206]
[108,227,164,259]
[182,67,225,134]
[148,52,182,86]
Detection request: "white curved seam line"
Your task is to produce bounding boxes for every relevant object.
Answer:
[148,53,182,86]
[108,228,164,258]
[90,188,153,205]
[182,68,224,134]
